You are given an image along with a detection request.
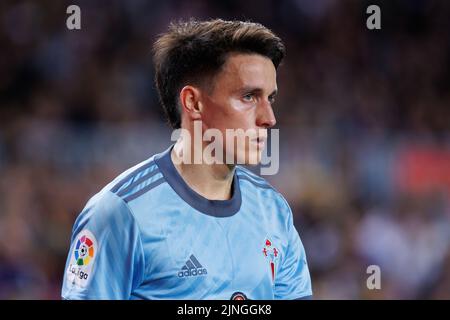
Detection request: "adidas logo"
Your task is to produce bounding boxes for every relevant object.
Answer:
[178,254,208,278]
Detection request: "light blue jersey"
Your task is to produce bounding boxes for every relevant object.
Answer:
[61,145,312,300]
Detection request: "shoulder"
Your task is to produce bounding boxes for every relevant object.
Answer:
[107,156,165,203]
[73,189,134,235]
[236,166,275,190]
[236,166,291,212]
[73,155,166,230]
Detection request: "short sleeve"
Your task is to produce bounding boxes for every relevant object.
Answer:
[61,191,145,299]
[274,203,312,300]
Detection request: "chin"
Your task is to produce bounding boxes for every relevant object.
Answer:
[224,144,263,165]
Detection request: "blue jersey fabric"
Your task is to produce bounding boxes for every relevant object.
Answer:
[61,145,312,300]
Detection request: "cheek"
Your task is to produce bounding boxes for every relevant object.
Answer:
[225,100,256,129]
[204,99,254,130]
[229,98,253,112]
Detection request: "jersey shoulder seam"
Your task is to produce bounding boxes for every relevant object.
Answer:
[109,159,167,203]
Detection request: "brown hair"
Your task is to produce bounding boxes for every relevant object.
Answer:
[153,19,285,129]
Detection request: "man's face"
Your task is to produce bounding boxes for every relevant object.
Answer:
[200,53,278,165]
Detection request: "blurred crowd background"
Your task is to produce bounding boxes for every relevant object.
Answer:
[0,0,449,299]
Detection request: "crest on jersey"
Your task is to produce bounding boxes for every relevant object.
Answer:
[66,229,97,288]
[262,238,279,282]
[230,291,248,300]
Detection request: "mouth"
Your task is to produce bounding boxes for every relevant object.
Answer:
[252,137,267,148]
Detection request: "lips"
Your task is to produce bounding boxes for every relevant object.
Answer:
[253,136,267,148]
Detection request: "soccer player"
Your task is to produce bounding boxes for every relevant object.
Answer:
[61,19,312,300]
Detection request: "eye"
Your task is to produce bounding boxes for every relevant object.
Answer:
[243,93,255,102]
[268,95,276,104]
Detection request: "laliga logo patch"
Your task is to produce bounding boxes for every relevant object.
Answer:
[66,229,97,288]
[262,238,279,282]
[74,234,95,266]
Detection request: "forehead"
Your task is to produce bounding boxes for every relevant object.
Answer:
[214,53,277,91]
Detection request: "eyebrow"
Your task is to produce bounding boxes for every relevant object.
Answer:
[240,87,278,96]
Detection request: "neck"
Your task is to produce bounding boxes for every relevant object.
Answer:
[171,140,235,200]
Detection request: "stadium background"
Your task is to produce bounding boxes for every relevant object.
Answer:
[0,0,449,299]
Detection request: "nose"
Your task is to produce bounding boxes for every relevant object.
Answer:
[256,100,277,128]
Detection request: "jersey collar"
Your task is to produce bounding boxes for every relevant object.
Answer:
[154,145,242,218]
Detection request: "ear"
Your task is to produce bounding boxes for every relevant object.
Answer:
[179,85,203,121]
